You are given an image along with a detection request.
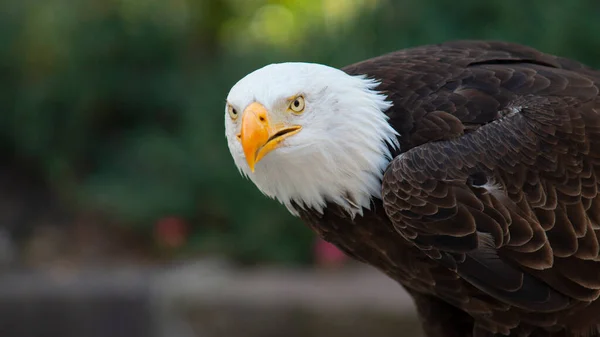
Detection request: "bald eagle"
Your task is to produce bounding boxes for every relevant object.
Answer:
[224,40,600,337]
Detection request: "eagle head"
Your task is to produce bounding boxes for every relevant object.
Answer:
[224,63,398,217]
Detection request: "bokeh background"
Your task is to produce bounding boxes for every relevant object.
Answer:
[0,0,599,336]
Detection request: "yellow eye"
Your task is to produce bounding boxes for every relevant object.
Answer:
[289,96,305,113]
[227,104,238,120]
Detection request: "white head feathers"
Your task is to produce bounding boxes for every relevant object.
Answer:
[224,62,399,218]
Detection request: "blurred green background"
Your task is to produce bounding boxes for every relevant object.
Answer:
[2,0,600,267]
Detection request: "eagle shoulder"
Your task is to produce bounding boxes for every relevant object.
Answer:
[377,41,600,335]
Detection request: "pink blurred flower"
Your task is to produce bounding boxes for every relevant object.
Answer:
[154,216,188,248]
[314,237,348,268]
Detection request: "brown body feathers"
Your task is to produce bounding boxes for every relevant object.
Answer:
[298,41,600,337]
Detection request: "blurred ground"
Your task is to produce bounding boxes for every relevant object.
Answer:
[0,261,420,337]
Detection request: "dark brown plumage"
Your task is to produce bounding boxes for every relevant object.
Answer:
[297,41,600,337]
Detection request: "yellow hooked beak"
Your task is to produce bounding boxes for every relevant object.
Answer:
[238,102,301,172]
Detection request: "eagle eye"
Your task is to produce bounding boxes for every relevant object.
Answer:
[227,104,238,120]
[289,96,305,114]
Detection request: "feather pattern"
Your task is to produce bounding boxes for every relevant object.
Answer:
[297,41,600,337]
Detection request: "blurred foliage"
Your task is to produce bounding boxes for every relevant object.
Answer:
[1,0,599,265]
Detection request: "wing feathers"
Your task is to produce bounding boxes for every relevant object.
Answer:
[382,73,600,332]
[338,40,600,336]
